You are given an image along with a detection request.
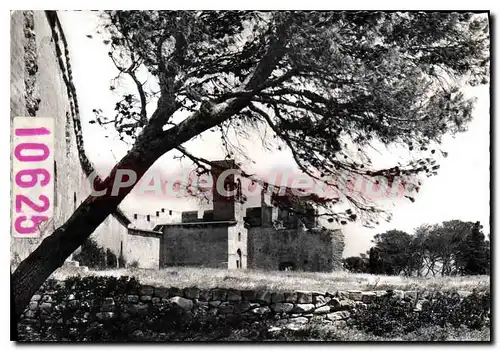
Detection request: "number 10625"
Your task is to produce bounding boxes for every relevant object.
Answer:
[12,117,54,238]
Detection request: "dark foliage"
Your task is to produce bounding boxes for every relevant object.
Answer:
[368,247,384,274]
[461,222,488,275]
[343,256,367,273]
[73,238,119,269]
[344,220,490,277]
[351,290,490,336]
[118,253,126,268]
[106,249,118,268]
[92,10,490,226]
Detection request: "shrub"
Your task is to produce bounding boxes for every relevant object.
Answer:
[118,254,126,268]
[73,238,106,269]
[106,249,118,268]
[351,290,490,336]
[73,238,120,269]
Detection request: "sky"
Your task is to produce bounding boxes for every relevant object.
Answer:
[58,11,490,257]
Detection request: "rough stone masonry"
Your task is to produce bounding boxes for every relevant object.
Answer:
[19,277,481,337]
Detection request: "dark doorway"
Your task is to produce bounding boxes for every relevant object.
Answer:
[236,249,242,268]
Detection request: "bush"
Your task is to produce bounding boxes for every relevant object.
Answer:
[351,290,490,336]
[118,254,126,268]
[73,238,106,269]
[73,238,119,269]
[106,249,118,268]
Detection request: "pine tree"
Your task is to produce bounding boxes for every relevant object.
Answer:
[463,221,488,275]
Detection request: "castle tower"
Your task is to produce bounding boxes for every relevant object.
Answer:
[211,160,237,221]
[210,160,248,269]
[260,186,278,226]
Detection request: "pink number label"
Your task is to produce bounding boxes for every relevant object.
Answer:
[12,117,54,238]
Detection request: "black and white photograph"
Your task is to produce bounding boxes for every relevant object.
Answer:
[8,7,491,343]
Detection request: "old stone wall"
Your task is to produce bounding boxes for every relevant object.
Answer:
[247,227,344,272]
[10,11,128,265]
[160,224,229,268]
[19,277,481,339]
[227,221,248,269]
[124,230,161,269]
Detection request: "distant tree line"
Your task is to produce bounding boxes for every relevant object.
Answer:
[343,220,490,276]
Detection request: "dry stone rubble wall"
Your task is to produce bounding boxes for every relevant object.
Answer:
[20,279,478,333]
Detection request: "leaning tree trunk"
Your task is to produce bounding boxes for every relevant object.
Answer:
[11,124,167,316]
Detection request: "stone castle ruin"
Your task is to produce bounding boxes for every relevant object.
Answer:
[135,160,345,271]
[10,11,344,272]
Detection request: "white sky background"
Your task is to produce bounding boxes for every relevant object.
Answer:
[58,11,490,257]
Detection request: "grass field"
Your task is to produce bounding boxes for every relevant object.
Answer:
[52,266,490,293]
